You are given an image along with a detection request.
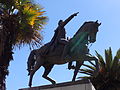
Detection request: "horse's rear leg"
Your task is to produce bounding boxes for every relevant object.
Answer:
[29,57,43,87]
[72,61,83,81]
[42,64,56,84]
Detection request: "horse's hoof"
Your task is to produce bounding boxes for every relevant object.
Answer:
[72,79,75,82]
[29,83,32,87]
[52,81,56,85]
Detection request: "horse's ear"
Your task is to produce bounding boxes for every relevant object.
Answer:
[95,20,101,26]
[98,23,101,26]
[95,20,98,23]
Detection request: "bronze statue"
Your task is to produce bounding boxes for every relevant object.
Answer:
[27,13,101,87]
[40,12,79,57]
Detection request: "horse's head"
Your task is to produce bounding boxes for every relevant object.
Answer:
[85,20,101,43]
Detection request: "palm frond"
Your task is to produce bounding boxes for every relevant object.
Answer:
[13,0,47,48]
[82,64,96,71]
[77,76,92,79]
[79,71,93,76]
[79,69,94,74]
[105,47,112,71]
[111,56,119,72]
[0,0,48,48]
[116,48,120,59]
[95,50,105,69]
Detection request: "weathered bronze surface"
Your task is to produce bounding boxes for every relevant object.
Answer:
[27,13,101,87]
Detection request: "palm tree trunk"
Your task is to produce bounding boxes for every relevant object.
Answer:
[0,66,7,90]
[0,16,14,90]
[0,36,13,90]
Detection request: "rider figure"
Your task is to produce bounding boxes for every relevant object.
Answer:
[47,12,79,55]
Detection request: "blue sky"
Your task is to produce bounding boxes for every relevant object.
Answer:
[6,0,120,90]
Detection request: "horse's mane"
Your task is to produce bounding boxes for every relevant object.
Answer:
[73,21,94,38]
[73,22,86,37]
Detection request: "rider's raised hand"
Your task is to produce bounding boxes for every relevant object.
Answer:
[72,12,79,16]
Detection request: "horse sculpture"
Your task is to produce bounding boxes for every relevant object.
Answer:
[27,20,101,87]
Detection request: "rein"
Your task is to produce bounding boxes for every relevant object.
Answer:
[87,43,93,50]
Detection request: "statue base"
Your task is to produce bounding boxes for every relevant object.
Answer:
[19,79,95,90]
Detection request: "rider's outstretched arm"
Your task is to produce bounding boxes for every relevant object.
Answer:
[62,12,79,27]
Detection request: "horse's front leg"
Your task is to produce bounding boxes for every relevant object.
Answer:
[72,61,83,81]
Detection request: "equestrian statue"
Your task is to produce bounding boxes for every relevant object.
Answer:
[27,12,101,87]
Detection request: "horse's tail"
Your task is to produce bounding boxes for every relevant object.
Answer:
[27,49,37,75]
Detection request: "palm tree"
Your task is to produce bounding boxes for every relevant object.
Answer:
[79,48,120,90]
[0,0,47,89]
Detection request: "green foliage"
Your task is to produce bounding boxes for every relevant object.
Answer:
[0,0,47,48]
[79,48,120,89]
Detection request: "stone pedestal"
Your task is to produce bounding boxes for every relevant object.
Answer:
[19,79,95,90]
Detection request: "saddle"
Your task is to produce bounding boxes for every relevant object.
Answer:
[38,42,65,57]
